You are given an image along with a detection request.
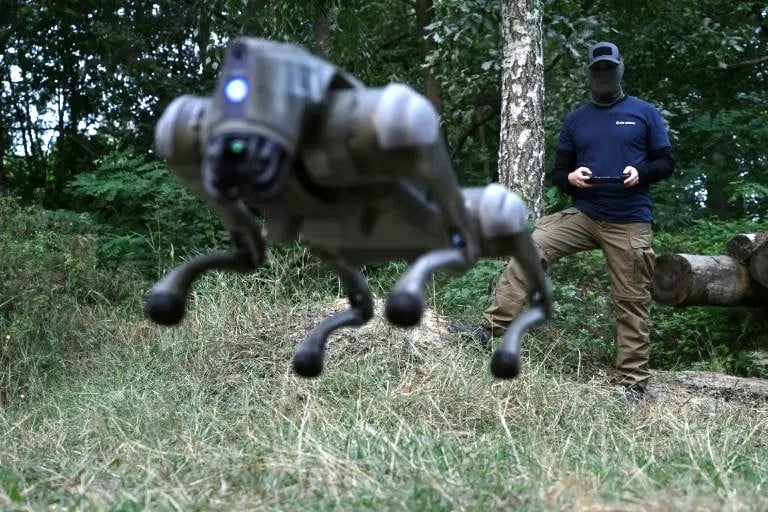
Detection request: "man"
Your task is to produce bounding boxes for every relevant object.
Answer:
[483,41,675,396]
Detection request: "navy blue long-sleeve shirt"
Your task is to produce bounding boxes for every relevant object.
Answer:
[549,95,675,223]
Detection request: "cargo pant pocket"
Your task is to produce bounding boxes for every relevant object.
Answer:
[630,232,654,298]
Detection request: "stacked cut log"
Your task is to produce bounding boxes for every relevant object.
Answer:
[728,232,768,289]
[652,231,768,308]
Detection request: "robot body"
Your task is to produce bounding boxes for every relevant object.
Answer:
[147,37,551,379]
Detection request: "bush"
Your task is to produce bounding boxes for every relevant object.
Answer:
[66,150,227,273]
[0,196,145,403]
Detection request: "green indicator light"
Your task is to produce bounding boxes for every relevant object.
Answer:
[229,140,246,154]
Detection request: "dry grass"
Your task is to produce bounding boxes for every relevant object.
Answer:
[1,274,767,511]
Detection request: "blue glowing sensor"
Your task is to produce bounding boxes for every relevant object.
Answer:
[224,78,249,103]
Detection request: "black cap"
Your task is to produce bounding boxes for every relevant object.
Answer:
[588,42,621,68]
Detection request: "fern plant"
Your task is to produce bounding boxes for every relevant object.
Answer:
[67,150,226,271]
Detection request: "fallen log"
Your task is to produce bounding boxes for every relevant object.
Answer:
[726,232,768,264]
[652,254,768,307]
[749,240,768,289]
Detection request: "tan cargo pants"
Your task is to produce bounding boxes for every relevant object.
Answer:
[484,207,655,389]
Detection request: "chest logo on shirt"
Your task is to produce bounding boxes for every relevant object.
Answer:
[616,121,637,125]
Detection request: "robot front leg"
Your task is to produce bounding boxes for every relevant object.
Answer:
[464,184,553,378]
[385,248,468,327]
[144,248,256,325]
[144,199,266,326]
[292,254,374,378]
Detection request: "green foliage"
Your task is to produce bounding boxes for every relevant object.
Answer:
[672,99,768,221]
[650,305,767,377]
[434,259,504,320]
[654,217,767,255]
[0,196,144,402]
[3,0,766,220]
[428,0,502,184]
[543,184,571,214]
[539,250,617,371]
[542,1,603,124]
[651,218,768,376]
[66,150,226,271]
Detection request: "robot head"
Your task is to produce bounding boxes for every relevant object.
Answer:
[154,38,334,202]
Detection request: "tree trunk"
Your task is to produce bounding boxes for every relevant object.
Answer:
[0,5,16,196]
[726,232,768,263]
[748,240,768,289]
[313,6,333,59]
[706,180,744,219]
[196,1,220,72]
[652,254,768,307]
[0,124,6,194]
[498,0,545,220]
[415,0,443,112]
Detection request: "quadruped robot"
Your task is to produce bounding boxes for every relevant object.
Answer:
[145,37,552,379]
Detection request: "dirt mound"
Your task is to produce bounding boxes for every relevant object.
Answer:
[289,297,453,352]
[648,370,768,411]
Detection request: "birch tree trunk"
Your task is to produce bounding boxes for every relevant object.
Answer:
[498,0,545,219]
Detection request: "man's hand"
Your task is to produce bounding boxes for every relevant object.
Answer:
[622,166,639,187]
[568,167,594,188]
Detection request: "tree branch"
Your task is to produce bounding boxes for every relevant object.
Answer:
[544,53,562,75]
[714,55,768,71]
[450,107,500,159]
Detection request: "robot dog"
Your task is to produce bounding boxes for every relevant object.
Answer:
[145,37,552,379]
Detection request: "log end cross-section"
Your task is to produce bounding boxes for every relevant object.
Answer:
[652,254,767,307]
